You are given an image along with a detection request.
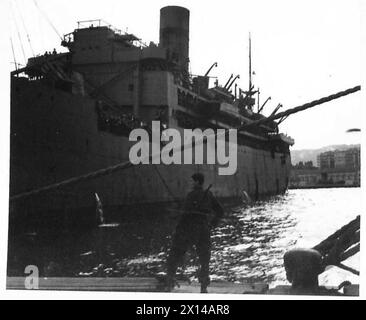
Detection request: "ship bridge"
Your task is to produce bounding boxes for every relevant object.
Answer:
[62,19,143,48]
[61,19,168,65]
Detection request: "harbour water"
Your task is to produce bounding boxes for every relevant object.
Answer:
[8,187,360,290]
[73,187,360,289]
[210,187,360,288]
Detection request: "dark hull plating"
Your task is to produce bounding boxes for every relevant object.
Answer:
[10,77,291,227]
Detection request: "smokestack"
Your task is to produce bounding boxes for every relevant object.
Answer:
[159,6,190,74]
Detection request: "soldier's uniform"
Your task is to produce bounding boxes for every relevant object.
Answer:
[166,182,224,291]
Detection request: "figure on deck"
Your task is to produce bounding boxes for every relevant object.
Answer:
[165,173,224,293]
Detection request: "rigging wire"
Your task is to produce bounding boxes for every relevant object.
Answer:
[15,0,35,57]
[10,38,18,71]
[10,1,27,65]
[32,0,63,41]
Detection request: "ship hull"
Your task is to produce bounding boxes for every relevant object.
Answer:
[10,77,291,228]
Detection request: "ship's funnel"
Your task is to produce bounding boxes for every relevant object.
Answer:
[160,6,190,74]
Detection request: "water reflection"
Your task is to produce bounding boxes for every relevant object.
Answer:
[75,188,360,288]
[208,199,296,284]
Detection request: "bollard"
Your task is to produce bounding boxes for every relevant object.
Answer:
[284,248,324,291]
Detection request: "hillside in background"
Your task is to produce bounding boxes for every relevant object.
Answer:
[290,144,360,166]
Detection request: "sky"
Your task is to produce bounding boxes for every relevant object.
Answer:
[0,0,364,150]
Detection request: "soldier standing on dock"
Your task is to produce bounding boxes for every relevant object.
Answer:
[165,173,224,293]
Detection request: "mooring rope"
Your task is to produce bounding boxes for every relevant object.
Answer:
[153,165,179,202]
[10,85,361,202]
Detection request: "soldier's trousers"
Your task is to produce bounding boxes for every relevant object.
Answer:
[167,219,211,286]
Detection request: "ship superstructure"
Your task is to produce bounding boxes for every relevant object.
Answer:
[10,6,294,223]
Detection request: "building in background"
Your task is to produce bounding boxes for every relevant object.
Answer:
[291,147,360,188]
[317,151,335,169]
[317,148,360,170]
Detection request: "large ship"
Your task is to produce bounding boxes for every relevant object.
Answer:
[8,7,361,294]
[10,6,294,228]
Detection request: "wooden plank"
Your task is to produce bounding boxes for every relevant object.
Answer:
[7,277,358,295]
[7,277,161,292]
[6,277,268,294]
[173,282,268,294]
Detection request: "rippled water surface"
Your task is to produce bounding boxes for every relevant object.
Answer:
[209,188,360,287]
[74,188,360,288]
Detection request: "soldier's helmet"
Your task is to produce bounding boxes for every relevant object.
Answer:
[192,173,204,185]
